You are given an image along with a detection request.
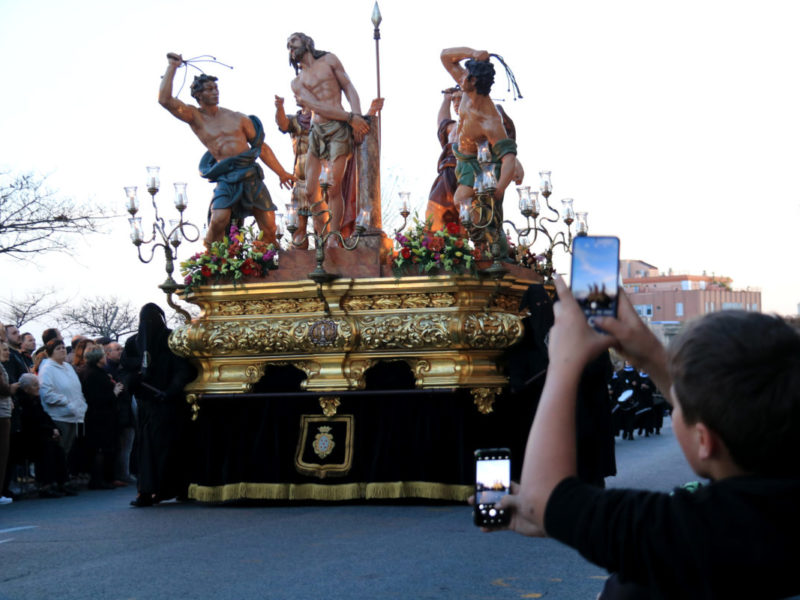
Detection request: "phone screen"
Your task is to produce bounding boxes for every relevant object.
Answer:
[474,448,511,527]
[570,236,620,327]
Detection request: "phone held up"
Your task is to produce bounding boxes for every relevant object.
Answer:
[474,448,511,527]
[570,235,621,330]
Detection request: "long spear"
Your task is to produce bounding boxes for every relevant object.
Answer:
[372,2,382,100]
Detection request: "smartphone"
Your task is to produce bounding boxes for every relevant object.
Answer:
[570,235,620,329]
[474,448,511,527]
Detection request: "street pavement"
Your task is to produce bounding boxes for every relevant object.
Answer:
[1,418,694,600]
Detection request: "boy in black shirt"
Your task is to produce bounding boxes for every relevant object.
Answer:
[494,276,800,600]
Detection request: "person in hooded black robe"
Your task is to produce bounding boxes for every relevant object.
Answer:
[121,304,194,507]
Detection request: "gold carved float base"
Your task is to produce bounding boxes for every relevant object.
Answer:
[170,273,539,413]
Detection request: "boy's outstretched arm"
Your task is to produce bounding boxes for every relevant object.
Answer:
[513,276,614,534]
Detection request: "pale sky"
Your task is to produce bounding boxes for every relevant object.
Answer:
[2,0,799,342]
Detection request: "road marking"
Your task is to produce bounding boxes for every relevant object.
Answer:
[0,526,37,534]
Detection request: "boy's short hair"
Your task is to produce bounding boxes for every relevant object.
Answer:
[668,311,800,477]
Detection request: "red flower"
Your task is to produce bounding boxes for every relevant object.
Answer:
[446,222,460,235]
[455,239,464,248]
[401,247,411,259]
[241,258,261,277]
[201,265,212,277]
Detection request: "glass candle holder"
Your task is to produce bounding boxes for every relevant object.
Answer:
[476,140,491,165]
[539,170,552,198]
[517,186,532,215]
[398,191,411,216]
[320,160,333,187]
[575,211,588,236]
[124,186,139,215]
[168,219,181,247]
[481,164,497,192]
[146,166,160,194]
[561,198,575,224]
[173,183,188,212]
[129,216,143,244]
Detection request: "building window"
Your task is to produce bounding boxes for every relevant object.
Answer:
[722,302,743,310]
[634,304,653,319]
[710,302,715,312]
[675,302,684,317]
[681,280,691,291]
[752,303,759,312]
[699,281,706,290]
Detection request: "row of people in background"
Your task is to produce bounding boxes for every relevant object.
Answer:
[0,323,136,503]
[610,361,668,441]
[0,304,194,508]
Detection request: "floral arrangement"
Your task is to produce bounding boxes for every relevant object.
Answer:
[180,224,278,292]
[392,216,477,276]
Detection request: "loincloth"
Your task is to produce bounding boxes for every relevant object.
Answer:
[453,138,517,188]
[199,115,275,220]
[308,120,353,162]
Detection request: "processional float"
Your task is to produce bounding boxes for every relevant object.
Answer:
[125,4,588,502]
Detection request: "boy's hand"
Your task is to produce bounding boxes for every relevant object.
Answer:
[468,482,546,537]
[548,276,614,371]
[593,289,667,376]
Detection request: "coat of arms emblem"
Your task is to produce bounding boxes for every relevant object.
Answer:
[312,426,335,459]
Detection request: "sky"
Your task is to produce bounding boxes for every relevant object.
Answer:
[2,0,799,343]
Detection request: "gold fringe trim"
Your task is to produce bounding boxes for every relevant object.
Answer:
[188,481,473,503]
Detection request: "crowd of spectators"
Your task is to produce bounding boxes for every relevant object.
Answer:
[0,323,135,504]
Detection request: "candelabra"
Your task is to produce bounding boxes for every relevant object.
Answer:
[125,166,200,322]
[504,170,588,281]
[285,160,370,286]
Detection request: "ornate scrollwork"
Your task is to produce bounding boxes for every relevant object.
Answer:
[244,364,266,382]
[319,396,341,417]
[199,319,353,354]
[471,387,501,414]
[401,294,430,309]
[358,314,450,350]
[215,298,325,316]
[462,313,523,349]
[186,393,200,421]
[492,294,519,313]
[168,326,192,357]
[343,358,377,389]
[430,293,456,308]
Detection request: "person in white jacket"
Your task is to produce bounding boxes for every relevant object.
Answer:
[39,339,87,459]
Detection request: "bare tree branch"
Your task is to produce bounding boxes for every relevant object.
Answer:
[0,288,60,329]
[60,297,139,341]
[0,171,111,258]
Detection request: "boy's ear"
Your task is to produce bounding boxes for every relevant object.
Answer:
[696,422,723,461]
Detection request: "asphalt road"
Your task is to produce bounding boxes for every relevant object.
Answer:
[1,418,694,600]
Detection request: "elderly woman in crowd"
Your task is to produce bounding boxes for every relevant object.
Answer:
[17,373,73,498]
[0,341,19,505]
[80,347,124,489]
[38,339,87,470]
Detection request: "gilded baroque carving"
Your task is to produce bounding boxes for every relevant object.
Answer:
[359,314,450,350]
[492,294,519,312]
[319,396,341,417]
[186,393,200,421]
[471,387,501,414]
[343,359,376,389]
[244,364,266,382]
[342,297,373,311]
[215,297,324,316]
[401,294,430,309]
[430,293,456,308]
[200,319,353,354]
[168,326,191,357]
[463,313,523,349]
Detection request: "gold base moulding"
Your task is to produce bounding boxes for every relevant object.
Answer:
[170,274,538,400]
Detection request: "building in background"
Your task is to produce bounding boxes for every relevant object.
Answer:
[620,259,761,343]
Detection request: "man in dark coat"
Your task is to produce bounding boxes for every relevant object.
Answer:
[122,304,194,507]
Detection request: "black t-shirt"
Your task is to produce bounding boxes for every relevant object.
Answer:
[544,476,800,600]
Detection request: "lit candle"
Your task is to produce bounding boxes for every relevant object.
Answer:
[481,164,497,191]
[539,170,552,196]
[458,199,471,224]
[275,214,284,237]
[398,191,410,215]
[128,216,143,244]
[531,191,540,217]
[168,219,181,246]
[477,140,491,164]
[356,208,370,230]
[575,211,588,236]
[146,166,160,193]
[124,186,139,214]
[173,183,188,211]
[561,198,575,224]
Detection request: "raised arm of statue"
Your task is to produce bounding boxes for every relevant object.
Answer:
[158,52,196,124]
[441,47,490,84]
[274,95,291,132]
